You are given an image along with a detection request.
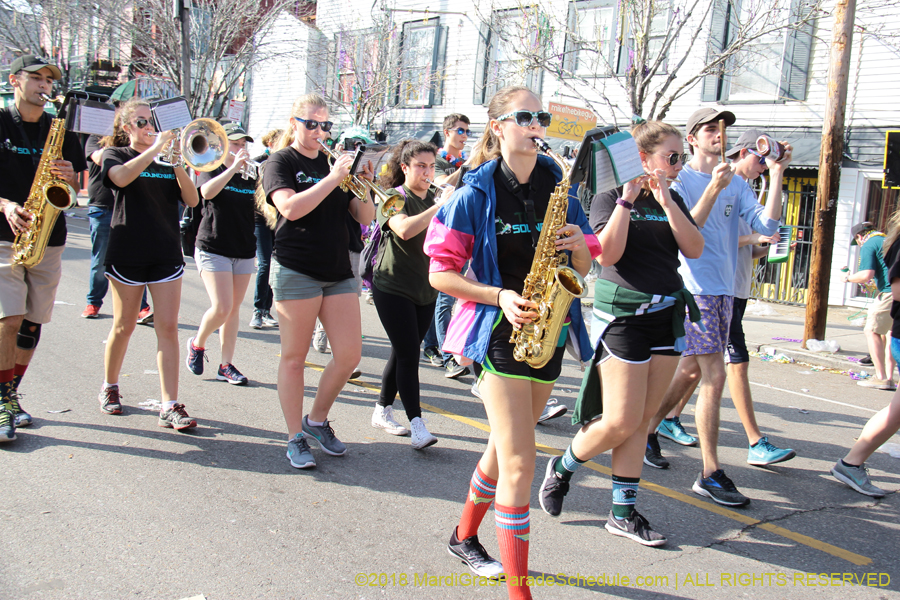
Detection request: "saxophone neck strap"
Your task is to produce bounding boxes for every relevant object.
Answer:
[8,105,50,169]
[498,158,539,249]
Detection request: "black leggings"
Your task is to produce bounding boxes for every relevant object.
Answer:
[372,284,436,420]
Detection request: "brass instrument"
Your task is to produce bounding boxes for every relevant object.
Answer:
[13,118,77,267]
[509,138,587,368]
[425,178,455,204]
[230,152,261,180]
[318,140,405,218]
[154,118,228,172]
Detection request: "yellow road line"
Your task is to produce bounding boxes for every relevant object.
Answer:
[306,361,873,566]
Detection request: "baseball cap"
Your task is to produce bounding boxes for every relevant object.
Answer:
[686,108,736,136]
[850,222,875,245]
[726,128,768,159]
[222,122,254,142]
[9,54,62,80]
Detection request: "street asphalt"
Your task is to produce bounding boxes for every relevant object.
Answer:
[1,210,898,600]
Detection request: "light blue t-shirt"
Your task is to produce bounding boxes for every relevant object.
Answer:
[673,165,779,296]
[735,220,754,300]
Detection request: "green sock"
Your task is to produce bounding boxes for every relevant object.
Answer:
[554,446,586,481]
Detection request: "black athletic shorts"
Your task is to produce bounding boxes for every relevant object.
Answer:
[481,311,568,384]
[597,306,681,364]
[106,263,184,286]
[725,297,749,364]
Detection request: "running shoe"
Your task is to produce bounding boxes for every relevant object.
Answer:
[692,470,750,507]
[0,404,15,442]
[747,436,796,466]
[643,433,669,469]
[604,510,667,547]
[99,385,123,415]
[287,433,316,469]
[539,455,570,517]
[423,346,442,367]
[410,416,437,449]
[262,310,278,328]
[830,461,886,497]
[859,354,873,366]
[249,311,264,329]
[313,328,328,353]
[445,358,470,379]
[537,399,567,424]
[302,416,347,456]
[349,365,362,380]
[371,405,409,436]
[8,391,32,427]
[656,416,697,446]
[81,304,100,318]
[158,403,197,430]
[136,307,154,325]
[217,363,248,386]
[447,528,503,578]
[185,337,206,375]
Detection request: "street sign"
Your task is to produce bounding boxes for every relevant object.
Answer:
[227,99,245,123]
[546,102,597,142]
[884,130,900,189]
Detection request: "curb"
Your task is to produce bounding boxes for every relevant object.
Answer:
[748,340,862,371]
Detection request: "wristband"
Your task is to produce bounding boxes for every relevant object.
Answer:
[497,288,504,307]
[616,197,634,211]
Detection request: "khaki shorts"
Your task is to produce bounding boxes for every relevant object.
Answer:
[0,241,64,324]
[865,292,893,335]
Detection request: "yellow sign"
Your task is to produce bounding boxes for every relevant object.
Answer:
[546,102,597,142]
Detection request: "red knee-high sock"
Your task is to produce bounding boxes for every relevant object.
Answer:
[495,503,531,600]
[0,368,13,401]
[13,363,27,390]
[457,463,497,540]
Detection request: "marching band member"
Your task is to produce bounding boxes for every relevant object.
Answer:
[97,98,200,430]
[425,86,600,599]
[260,93,374,469]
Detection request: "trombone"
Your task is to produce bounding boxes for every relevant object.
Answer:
[318,140,405,218]
[153,118,228,172]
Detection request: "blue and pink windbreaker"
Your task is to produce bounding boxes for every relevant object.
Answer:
[423,155,603,366]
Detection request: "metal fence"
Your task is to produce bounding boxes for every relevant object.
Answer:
[749,176,817,305]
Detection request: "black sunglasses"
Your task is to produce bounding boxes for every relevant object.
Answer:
[454,127,472,136]
[134,118,155,130]
[294,116,334,132]
[655,152,689,166]
[497,110,552,128]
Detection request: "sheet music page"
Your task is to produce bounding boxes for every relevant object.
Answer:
[75,101,115,136]
[601,132,644,186]
[592,141,619,194]
[151,97,192,132]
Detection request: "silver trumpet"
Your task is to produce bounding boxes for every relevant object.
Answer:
[230,152,261,180]
[425,178,455,204]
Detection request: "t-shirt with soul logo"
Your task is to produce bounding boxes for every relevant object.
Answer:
[590,187,697,296]
[195,165,257,259]
[101,146,184,267]
[261,146,354,282]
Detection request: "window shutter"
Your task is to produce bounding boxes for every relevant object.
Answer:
[473,22,491,105]
[563,4,577,74]
[432,25,448,105]
[701,0,729,102]
[780,0,815,101]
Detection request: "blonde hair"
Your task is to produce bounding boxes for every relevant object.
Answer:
[255,93,330,229]
[261,129,283,148]
[101,98,149,148]
[631,120,682,154]
[468,86,538,168]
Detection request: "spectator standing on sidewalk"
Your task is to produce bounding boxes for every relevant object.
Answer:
[249,129,282,330]
[842,221,896,390]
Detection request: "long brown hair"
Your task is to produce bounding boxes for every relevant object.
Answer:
[100,98,148,148]
[883,211,900,257]
[468,86,538,168]
[379,139,437,189]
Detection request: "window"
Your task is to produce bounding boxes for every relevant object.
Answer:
[702,0,815,102]
[335,29,382,106]
[397,19,448,107]
[615,0,672,75]
[473,8,547,105]
[564,0,618,77]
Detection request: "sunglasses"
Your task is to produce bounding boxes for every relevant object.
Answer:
[496,110,552,128]
[294,116,334,132]
[655,152,690,166]
[748,150,768,165]
[454,127,472,136]
[133,118,155,130]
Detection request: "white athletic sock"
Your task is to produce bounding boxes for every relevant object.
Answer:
[306,418,325,427]
[103,382,118,389]
[163,400,177,410]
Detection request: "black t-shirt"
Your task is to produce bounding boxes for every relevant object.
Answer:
[195,166,257,258]
[885,240,900,338]
[85,134,114,209]
[0,107,87,246]
[492,159,556,293]
[261,146,353,281]
[101,146,184,267]
[590,187,697,295]
[346,213,364,253]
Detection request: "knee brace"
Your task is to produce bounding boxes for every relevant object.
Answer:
[16,320,42,350]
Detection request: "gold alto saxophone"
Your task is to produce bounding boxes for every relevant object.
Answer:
[13,100,77,267]
[509,138,587,368]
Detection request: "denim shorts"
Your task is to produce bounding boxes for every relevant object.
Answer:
[270,259,356,301]
[194,248,256,275]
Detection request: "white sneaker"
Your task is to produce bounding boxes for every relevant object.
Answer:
[371,405,409,436]
[312,329,328,353]
[410,416,438,450]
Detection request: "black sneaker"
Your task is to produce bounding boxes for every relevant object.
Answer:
[217,363,249,385]
[643,433,669,469]
[447,528,503,578]
[8,391,32,427]
[859,354,873,366]
[539,455,570,517]
[604,510,667,547]
[692,470,750,507]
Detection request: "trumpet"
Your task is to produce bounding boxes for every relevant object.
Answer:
[425,178,455,205]
[229,152,261,180]
[318,140,405,218]
[153,118,228,172]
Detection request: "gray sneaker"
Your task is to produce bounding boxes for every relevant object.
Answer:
[302,416,347,456]
[831,461,886,497]
[312,328,328,353]
[249,311,264,329]
[445,358,470,379]
[286,433,316,469]
[262,310,279,328]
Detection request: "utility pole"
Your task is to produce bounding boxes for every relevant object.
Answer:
[803,0,856,347]
[174,0,191,102]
